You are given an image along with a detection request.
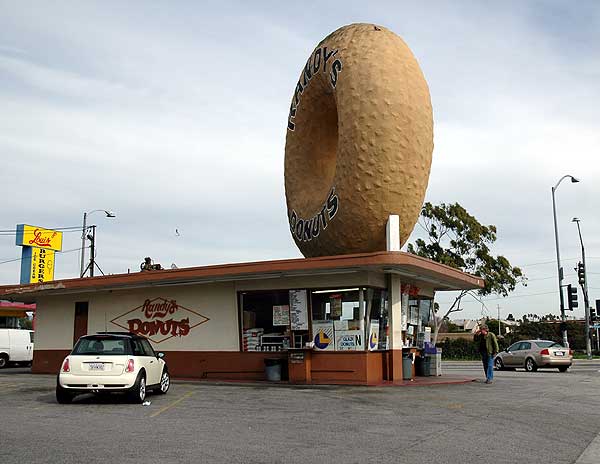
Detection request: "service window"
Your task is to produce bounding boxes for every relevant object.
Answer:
[366,289,389,350]
[404,296,433,347]
[310,287,388,351]
[239,290,291,352]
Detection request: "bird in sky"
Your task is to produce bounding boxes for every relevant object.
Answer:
[175,229,180,236]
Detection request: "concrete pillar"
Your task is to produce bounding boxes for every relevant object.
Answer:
[388,274,403,382]
[386,215,400,251]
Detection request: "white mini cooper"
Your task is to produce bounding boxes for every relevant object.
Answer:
[56,332,170,404]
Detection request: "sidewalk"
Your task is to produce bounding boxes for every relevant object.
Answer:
[173,375,477,388]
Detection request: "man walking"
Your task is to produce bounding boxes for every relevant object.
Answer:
[475,324,499,384]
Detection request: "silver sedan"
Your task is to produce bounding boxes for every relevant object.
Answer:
[494,339,573,372]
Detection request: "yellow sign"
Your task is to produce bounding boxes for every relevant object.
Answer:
[16,224,63,251]
[28,247,55,284]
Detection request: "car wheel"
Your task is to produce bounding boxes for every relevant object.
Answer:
[56,385,74,404]
[0,354,8,369]
[127,372,146,404]
[525,358,538,372]
[558,366,569,373]
[494,358,504,371]
[157,369,170,395]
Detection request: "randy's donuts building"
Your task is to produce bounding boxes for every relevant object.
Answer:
[0,24,483,384]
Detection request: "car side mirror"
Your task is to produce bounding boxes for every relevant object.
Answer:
[157,352,165,359]
[505,349,509,353]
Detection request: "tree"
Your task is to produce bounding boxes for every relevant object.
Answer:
[18,317,33,330]
[407,202,526,345]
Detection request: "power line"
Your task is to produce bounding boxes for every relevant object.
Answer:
[520,257,600,267]
[0,227,83,236]
[437,290,557,305]
[0,246,88,266]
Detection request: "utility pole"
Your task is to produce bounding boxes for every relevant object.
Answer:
[80,212,88,278]
[573,218,592,359]
[552,175,579,348]
[497,304,501,336]
[89,226,96,278]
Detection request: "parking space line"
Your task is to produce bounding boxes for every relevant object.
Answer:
[150,391,194,418]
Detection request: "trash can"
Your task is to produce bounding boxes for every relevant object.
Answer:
[422,356,432,376]
[402,355,413,380]
[415,356,424,376]
[430,349,442,376]
[264,358,282,381]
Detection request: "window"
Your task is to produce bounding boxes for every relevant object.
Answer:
[405,296,433,347]
[239,287,389,352]
[520,342,532,350]
[310,287,388,351]
[131,339,146,356]
[535,341,561,348]
[72,336,131,355]
[140,339,156,357]
[366,289,388,350]
[29,332,34,343]
[240,290,291,352]
[507,343,520,352]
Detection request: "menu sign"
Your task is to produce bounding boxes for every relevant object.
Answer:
[273,305,290,326]
[289,289,309,330]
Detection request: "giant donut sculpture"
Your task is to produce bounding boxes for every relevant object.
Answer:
[285,23,433,257]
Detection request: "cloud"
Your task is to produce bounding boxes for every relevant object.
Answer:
[0,1,599,322]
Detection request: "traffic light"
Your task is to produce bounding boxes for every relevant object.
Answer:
[567,284,578,310]
[577,262,586,286]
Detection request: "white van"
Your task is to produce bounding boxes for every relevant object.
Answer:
[0,329,34,368]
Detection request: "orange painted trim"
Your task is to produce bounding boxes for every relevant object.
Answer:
[0,251,484,301]
[32,349,387,385]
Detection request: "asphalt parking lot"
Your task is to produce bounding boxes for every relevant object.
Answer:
[1,360,599,464]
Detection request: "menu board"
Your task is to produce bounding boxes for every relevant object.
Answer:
[273,305,290,326]
[289,289,309,330]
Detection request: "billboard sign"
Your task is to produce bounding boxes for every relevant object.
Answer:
[20,247,55,284]
[16,224,63,251]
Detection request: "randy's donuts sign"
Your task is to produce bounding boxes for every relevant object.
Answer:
[110,298,210,343]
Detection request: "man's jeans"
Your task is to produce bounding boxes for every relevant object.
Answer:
[481,354,494,381]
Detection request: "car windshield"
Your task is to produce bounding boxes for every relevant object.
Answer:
[535,341,562,348]
[72,336,132,355]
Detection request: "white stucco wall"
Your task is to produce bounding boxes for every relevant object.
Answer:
[35,295,76,350]
[35,282,239,351]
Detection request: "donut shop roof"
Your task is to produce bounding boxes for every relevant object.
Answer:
[0,252,483,302]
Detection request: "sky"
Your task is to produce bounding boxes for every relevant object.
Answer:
[1,1,599,321]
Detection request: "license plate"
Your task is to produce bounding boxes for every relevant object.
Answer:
[554,351,564,356]
[88,362,105,370]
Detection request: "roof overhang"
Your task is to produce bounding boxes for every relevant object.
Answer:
[0,301,36,317]
[0,251,484,303]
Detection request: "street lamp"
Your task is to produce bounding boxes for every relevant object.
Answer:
[80,209,116,277]
[572,217,592,359]
[551,175,579,347]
